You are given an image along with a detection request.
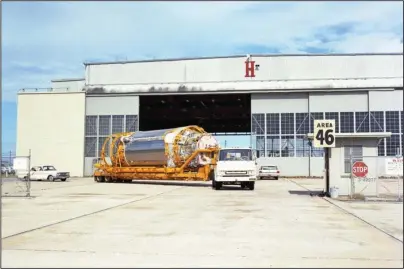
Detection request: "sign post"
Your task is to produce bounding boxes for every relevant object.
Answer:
[313,120,336,197]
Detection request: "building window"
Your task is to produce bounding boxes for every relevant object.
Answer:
[295,136,310,157]
[255,136,265,158]
[84,137,97,157]
[112,115,125,134]
[98,136,109,157]
[340,112,354,133]
[295,113,309,135]
[344,146,363,173]
[309,113,325,157]
[281,113,294,135]
[85,114,138,159]
[385,111,401,156]
[325,112,339,133]
[252,114,265,135]
[386,134,401,156]
[378,138,385,156]
[125,115,139,132]
[266,113,280,135]
[267,137,280,157]
[370,111,384,133]
[355,112,369,133]
[280,135,294,157]
[386,111,400,133]
[309,112,324,133]
[401,111,403,156]
[99,115,111,136]
[85,116,97,136]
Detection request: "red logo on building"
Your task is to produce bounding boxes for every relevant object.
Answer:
[245,59,260,78]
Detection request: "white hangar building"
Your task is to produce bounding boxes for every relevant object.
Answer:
[16,53,403,177]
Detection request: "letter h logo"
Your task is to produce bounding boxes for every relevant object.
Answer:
[245,60,255,78]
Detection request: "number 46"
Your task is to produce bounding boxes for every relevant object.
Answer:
[316,129,335,145]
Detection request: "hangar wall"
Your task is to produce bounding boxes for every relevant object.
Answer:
[252,88,403,177]
[16,53,402,178]
[16,92,86,177]
[85,54,402,86]
[51,78,85,92]
[83,95,140,176]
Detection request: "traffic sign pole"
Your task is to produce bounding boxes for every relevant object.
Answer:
[313,120,336,197]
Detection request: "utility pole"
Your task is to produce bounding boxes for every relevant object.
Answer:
[224,140,227,148]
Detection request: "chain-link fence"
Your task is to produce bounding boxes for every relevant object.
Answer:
[1,154,31,197]
[347,155,403,202]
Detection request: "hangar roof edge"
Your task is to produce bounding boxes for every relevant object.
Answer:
[83,52,403,66]
[51,78,85,82]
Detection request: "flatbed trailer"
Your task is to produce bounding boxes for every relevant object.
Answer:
[93,126,219,183]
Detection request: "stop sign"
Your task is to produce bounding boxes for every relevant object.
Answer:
[352,161,368,178]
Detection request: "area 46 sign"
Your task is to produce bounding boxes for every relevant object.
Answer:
[313,119,336,148]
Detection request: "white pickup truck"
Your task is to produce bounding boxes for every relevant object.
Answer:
[17,165,70,182]
[212,147,258,190]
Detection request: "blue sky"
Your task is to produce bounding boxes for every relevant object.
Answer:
[2,1,403,154]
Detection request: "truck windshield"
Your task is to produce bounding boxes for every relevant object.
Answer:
[219,149,253,161]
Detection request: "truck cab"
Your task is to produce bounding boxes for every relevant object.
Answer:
[212,147,258,190]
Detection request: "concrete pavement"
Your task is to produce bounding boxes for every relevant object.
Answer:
[2,178,403,268]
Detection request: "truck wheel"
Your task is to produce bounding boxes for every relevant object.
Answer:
[47,175,54,181]
[215,182,222,190]
[248,182,255,190]
[61,178,67,182]
[210,172,216,189]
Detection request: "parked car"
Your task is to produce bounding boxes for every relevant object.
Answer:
[1,164,14,175]
[1,164,6,174]
[258,165,280,180]
[18,165,70,181]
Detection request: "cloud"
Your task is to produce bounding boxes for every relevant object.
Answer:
[1,1,403,102]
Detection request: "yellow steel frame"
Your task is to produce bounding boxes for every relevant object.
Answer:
[94,127,219,182]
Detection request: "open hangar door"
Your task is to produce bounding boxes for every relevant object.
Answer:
[139,93,251,134]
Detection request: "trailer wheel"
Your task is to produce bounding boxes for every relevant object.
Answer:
[240,183,246,189]
[96,176,105,183]
[105,177,112,183]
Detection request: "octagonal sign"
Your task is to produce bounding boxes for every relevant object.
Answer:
[352,161,368,178]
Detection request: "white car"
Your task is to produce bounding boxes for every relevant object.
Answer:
[1,164,14,174]
[19,165,70,181]
[258,165,280,180]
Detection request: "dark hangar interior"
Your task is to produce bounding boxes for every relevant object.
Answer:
[139,93,251,133]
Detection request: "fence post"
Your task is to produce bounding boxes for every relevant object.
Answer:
[27,149,31,197]
[349,151,353,199]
